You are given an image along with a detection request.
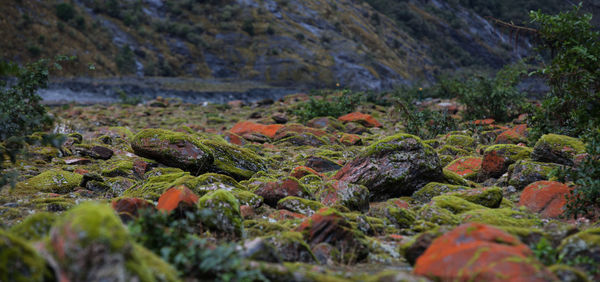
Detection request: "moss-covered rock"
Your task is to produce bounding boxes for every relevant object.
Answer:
[16,169,82,194]
[548,264,590,282]
[264,231,318,263]
[130,243,181,282]
[412,182,470,203]
[443,134,476,151]
[558,227,600,277]
[461,208,542,228]
[277,196,324,216]
[198,190,243,237]
[101,160,134,177]
[480,144,532,178]
[9,212,57,241]
[436,145,471,157]
[447,186,503,208]
[335,133,443,201]
[444,156,482,180]
[124,171,190,200]
[429,195,487,214]
[0,229,50,281]
[417,204,460,226]
[385,202,416,229]
[442,168,472,186]
[131,128,214,175]
[532,134,586,166]
[201,139,267,180]
[315,180,369,212]
[507,160,562,190]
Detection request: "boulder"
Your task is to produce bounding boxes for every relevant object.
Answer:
[412,182,470,203]
[305,156,342,173]
[0,229,50,281]
[314,180,370,212]
[156,186,199,214]
[507,160,563,190]
[16,169,83,194]
[414,223,556,281]
[229,121,283,139]
[254,177,311,207]
[201,139,267,180]
[558,228,600,280]
[480,144,532,179]
[519,181,572,219]
[338,112,382,128]
[532,134,586,165]
[197,190,243,237]
[495,124,528,144]
[444,156,482,180]
[277,196,324,216]
[335,134,443,201]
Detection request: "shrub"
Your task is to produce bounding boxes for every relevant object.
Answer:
[292,90,358,122]
[241,19,254,36]
[115,45,136,74]
[398,102,458,140]
[55,3,76,22]
[129,208,266,280]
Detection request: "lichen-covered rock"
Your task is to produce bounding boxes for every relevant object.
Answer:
[295,207,369,263]
[436,145,471,158]
[198,190,243,237]
[339,133,362,146]
[507,160,562,190]
[400,226,451,265]
[443,134,476,151]
[461,208,542,228]
[274,132,329,147]
[0,229,50,281]
[201,139,267,180]
[548,264,589,282]
[9,212,57,241]
[335,134,443,201]
[558,228,600,280]
[414,223,556,281]
[277,196,324,216]
[412,182,470,203]
[315,180,369,212]
[230,121,283,139]
[254,177,311,207]
[305,156,342,173]
[444,156,482,180]
[290,166,323,180]
[157,185,199,214]
[519,181,572,219]
[448,186,503,208]
[383,200,416,228]
[480,144,532,178]
[429,195,486,214]
[16,169,83,194]
[532,134,586,166]
[264,231,317,263]
[417,204,460,226]
[495,124,528,144]
[101,160,134,177]
[338,112,382,128]
[111,197,154,222]
[131,129,214,175]
[306,116,346,132]
[123,171,190,200]
[443,168,472,186]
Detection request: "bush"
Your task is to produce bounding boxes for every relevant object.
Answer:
[528,4,600,140]
[129,208,265,280]
[55,3,76,22]
[398,102,458,140]
[115,45,136,74]
[292,90,358,122]
[241,19,254,36]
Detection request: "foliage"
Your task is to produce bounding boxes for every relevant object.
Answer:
[117,89,142,105]
[528,4,600,140]
[456,63,527,122]
[551,131,600,219]
[532,237,559,266]
[55,3,76,22]
[397,102,458,140]
[115,45,136,75]
[128,208,265,280]
[292,90,359,122]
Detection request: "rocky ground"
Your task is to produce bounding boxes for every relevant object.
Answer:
[1,93,599,281]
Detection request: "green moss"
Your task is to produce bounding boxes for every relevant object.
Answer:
[265,231,318,262]
[558,227,600,257]
[129,243,181,282]
[9,212,57,241]
[244,219,289,237]
[231,189,263,208]
[461,208,542,228]
[443,168,471,186]
[548,264,590,282]
[198,190,243,237]
[438,154,455,167]
[437,145,471,157]
[535,134,586,154]
[444,134,476,150]
[102,160,134,177]
[16,169,83,194]
[412,182,470,203]
[386,204,416,228]
[124,171,189,200]
[364,133,433,157]
[417,204,460,226]
[448,186,503,208]
[429,195,487,214]
[201,139,267,181]
[484,144,533,162]
[277,196,324,216]
[0,229,50,281]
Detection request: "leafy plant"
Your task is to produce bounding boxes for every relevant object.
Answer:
[129,208,265,281]
[532,237,559,266]
[115,45,136,74]
[292,90,359,122]
[551,130,600,219]
[55,3,76,22]
[528,4,600,140]
[397,102,458,140]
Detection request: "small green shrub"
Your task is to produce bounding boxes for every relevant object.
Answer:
[241,19,254,36]
[115,45,136,74]
[398,102,458,139]
[532,237,559,266]
[55,3,76,22]
[292,90,358,122]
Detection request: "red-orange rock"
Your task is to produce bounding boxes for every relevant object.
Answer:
[445,156,482,179]
[112,198,154,222]
[230,121,283,139]
[224,131,246,146]
[240,205,255,219]
[414,223,555,281]
[519,181,572,219]
[472,119,495,125]
[496,124,528,144]
[272,124,329,140]
[156,186,199,213]
[338,112,382,128]
[290,166,323,179]
[339,133,362,146]
[254,177,310,207]
[268,209,307,221]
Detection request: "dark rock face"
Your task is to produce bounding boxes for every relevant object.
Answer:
[335,134,443,201]
[305,156,341,173]
[131,129,214,175]
[532,134,586,166]
[254,177,311,207]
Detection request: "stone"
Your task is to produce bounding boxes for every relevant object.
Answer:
[314,180,370,212]
[305,156,342,173]
[290,166,323,180]
[277,196,324,216]
[532,134,586,166]
[414,223,556,281]
[197,190,243,237]
[271,113,288,124]
[338,112,382,128]
[201,139,267,180]
[507,160,562,190]
[444,156,482,180]
[335,134,443,201]
[412,182,470,203]
[112,198,154,222]
[90,145,114,160]
[156,185,200,214]
[16,169,82,194]
[480,144,532,179]
[558,227,600,280]
[264,231,317,263]
[0,229,50,281]
[519,181,572,219]
[254,177,311,207]
[339,133,362,146]
[496,124,528,144]
[230,121,282,139]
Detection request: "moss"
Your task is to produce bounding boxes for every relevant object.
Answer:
[244,219,289,237]
[558,227,600,261]
[277,196,324,216]
[129,243,181,282]
[443,168,471,186]
[448,186,503,208]
[16,169,83,194]
[548,264,590,282]
[438,154,455,167]
[386,204,416,228]
[274,132,329,147]
[9,212,57,241]
[265,231,318,262]
[444,134,476,150]
[412,182,470,203]
[507,160,562,189]
[437,145,471,157]
[0,229,50,281]
[461,208,542,228]
[201,139,267,181]
[429,195,487,214]
[124,171,190,200]
[198,190,243,237]
[535,134,586,154]
[484,144,533,162]
[52,202,130,252]
[364,133,433,157]
[102,160,134,177]
[417,204,460,226]
[231,189,263,208]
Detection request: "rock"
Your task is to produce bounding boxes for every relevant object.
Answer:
[254,177,311,207]
[548,265,589,282]
[480,144,532,179]
[241,238,282,263]
[271,113,288,124]
[132,159,153,178]
[412,182,470,203]
[443,134,476,151]
[311,243,338,265]
[90,145,114,160]
[64,157,92,165]
[295,207,369,263]
[239,205,255,219]
[519,181,572,219]
[444,156,482,180]
[197,190,243,237]
[224,131,246,146]
[338,112,382,128]
[496,124,528,144]
[414,223,556,281]
[315,180,370,212]
[290,166,323,180]
[369,199,416,228]
[558,227,600,280]
[532,134,586,166]
[264,231,317,263]
[156,186,200,214]
[111,198,154,222]
[227,100,245,108]
[9,212,57,241]
[461,208,541,228]
[131,129,213,175]
[201,139,267,180]
[274,132,329,147]
[448,186,503,208]
[335,134,443,201]
[101,160,134,177]
[305,156,342,173]
[0,229,50,281]
[306,117,345,132]
[230,121,282,139]
[507,160,562,190]
[339,133,362,146]
[16,169,82,194]
[277,196,324,216]
[344,122,371,135]
[401,227,450,265]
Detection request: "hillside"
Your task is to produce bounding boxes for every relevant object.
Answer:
[0,0,593,90]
